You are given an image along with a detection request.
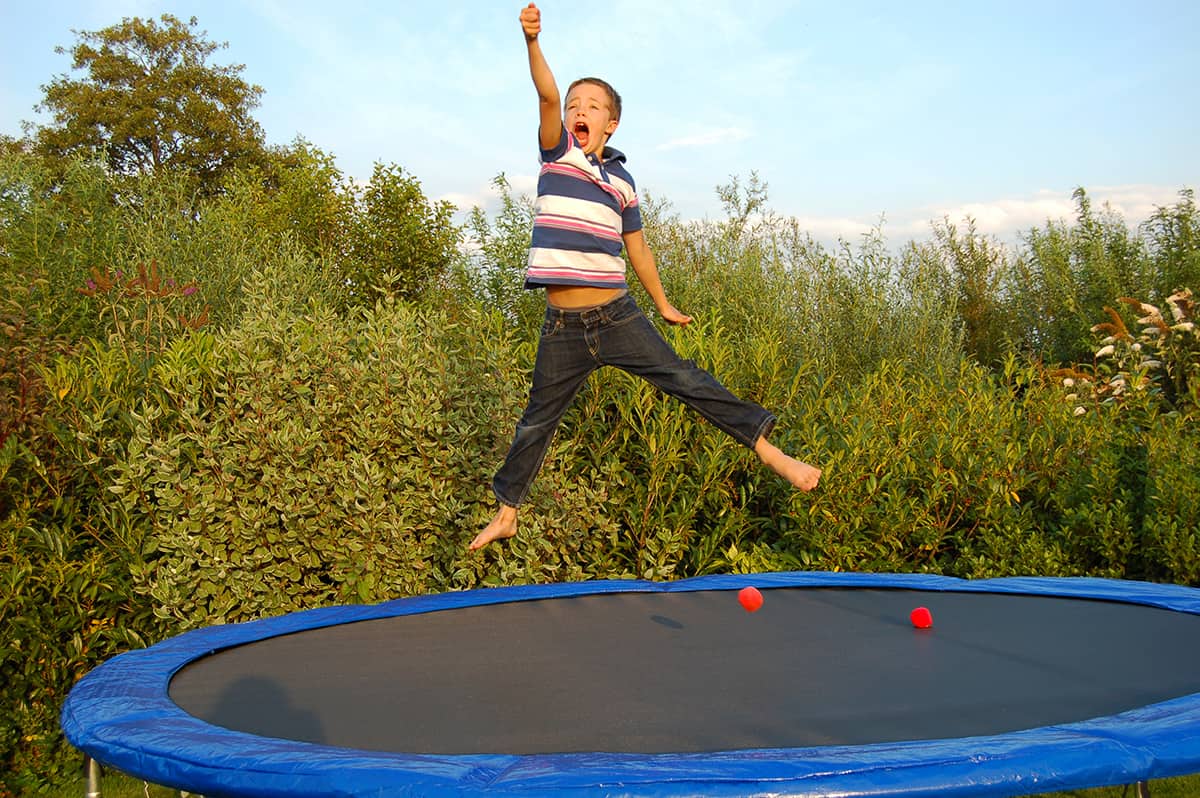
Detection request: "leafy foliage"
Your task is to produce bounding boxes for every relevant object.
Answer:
[232,138,356,264]
[925,217,1014,367]
[645,177,964,385]
[1010,189,1200,364]
[112,286,518,626]
[0,153,126,341]
[342,163,460,306]
[460,174,543,333]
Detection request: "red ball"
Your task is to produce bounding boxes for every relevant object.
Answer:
[738,586,764,613]
[910,606,933,629]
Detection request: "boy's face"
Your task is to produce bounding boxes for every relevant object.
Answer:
[564,82,619,156]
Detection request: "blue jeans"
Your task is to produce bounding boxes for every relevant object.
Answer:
[493,293,776,507]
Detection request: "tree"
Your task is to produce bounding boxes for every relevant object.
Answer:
[464,174,541,331]
[222,138,357,263]
[35,14,265,191]
[344,163,461,305]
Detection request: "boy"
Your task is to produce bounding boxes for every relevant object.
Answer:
[470,3,820,551]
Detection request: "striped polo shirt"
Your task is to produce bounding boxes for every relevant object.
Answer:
[524,126,643,289]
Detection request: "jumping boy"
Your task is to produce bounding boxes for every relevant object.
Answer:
[470,3,821,551]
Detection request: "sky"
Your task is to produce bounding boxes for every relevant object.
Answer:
[3,0,1198,247]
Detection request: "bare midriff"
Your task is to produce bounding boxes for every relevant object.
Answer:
[545,285,625,310]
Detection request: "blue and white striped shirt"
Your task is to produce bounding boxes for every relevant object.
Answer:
[525,126,643,290]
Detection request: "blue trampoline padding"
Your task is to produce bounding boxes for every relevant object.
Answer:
[61,572,1200,797]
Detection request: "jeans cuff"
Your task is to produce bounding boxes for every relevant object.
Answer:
[752,414,778,448]
[492,481,524,509]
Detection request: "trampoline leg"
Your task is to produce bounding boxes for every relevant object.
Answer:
[1135,780,1151,798]
[85,755,101,798]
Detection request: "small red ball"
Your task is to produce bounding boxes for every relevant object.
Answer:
[910,606,933,629]
[738,586,764,613]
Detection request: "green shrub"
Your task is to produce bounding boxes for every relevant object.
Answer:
[1,516,155,792]
[0,153,126,341]
[341,163,461,307]
[459,174,543,335]
[228,139,354,265]
[1,302,166,792]
[1143,414,1200,583]
[761,359,1034,576]
[1143,189,1200,303]
[642,179,964,386]
[104,287,515,627]
[1011,189,1200,366]
[925,217,1015,368]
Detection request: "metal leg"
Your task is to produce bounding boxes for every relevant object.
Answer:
[1135,780,1151,798]
[85,755,101,798]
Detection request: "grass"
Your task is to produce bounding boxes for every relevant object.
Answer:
[53,769,1200,797]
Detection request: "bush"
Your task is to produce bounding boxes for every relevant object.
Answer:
[0,153,126,342]
[459,174,543,335]
[1143,414,1200,583]
[643,188,965,387]
[0,258,168,793]
[1,516,155,792]
[1010,189,1200,365]
[102,276,519,626]
[0,140,477,787]
[342,163,460,306]
[924,217,1015,368]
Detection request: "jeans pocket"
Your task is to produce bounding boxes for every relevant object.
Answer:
[541,316,562,337]
[604,296,643,328]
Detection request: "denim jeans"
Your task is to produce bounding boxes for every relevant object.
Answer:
[492,293,776,507]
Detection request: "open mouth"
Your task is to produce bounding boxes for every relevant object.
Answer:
[573,121,591,147]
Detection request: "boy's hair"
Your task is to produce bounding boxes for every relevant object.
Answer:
[567,77,622,122]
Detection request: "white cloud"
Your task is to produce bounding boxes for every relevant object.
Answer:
[917,185,1189,240]
[720,184,1198,251]
[789,215,880,243]
[927,191,1074,236]
[507,173,538,196]
[656,127,751,152]
[439,192,484,214]
[444,172,539,218]
[1088,184,1192,223]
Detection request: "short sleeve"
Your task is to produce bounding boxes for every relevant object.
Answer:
[540,125,571,163]
[622,201,643,234]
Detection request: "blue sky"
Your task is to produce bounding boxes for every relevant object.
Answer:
[3,1,1197,245]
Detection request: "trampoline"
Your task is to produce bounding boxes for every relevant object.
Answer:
[62,571,1200,797]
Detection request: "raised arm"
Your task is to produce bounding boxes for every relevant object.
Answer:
[519,4,562,151]
[623,229,693,326]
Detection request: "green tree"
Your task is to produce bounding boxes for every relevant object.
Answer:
[928,216,1013,367]
[343,162,460,305]
[463,174,541,331]
[0,134,29,158]
[214,138,356,266]
[255,139,355,261]
[35,14,265,192]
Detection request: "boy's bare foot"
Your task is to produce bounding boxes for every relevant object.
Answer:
[470,504,519,550]
[755,437,821,491]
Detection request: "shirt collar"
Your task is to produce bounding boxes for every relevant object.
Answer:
[600,146,626,165]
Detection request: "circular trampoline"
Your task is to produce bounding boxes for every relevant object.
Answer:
[62,572,1200,797]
